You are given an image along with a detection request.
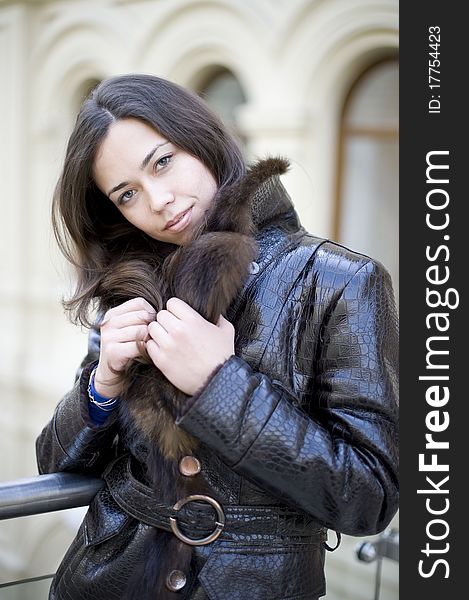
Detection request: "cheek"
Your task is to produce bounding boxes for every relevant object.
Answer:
[118,208,147,232]
[200,171,217,202]
[185,160,217,201]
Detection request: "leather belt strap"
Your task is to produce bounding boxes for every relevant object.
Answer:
[103,455,327,544]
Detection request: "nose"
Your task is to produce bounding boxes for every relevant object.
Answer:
[147,184,175,213]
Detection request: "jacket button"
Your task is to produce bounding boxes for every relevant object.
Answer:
[179,455,201,477]
[166,569,187,591]
[249,261,260,274]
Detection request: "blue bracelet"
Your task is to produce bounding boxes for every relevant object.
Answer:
[87,366,120,412]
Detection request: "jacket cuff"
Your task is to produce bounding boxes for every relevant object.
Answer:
[53,361,119,468]
[177,362,226,418]
[175,356,278,466]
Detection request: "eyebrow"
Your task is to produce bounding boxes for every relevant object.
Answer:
[107,141,170,198]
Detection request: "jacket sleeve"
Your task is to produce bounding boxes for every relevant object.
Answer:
[176,258,399,536]
[36,325,119,476]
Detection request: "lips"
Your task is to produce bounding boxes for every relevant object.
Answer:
[164,207,193,232]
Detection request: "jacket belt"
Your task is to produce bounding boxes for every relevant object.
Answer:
[103,454,327,544]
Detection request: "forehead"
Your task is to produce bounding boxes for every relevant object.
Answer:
[104,118,164,146]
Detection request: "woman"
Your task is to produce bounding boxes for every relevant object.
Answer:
[36,74,399,600]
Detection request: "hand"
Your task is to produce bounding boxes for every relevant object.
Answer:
[95,297,156,398]
[147,297,235,396]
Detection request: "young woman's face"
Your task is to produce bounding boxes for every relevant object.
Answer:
[93,118,218,245]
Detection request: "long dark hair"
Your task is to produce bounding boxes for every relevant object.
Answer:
[52,73,246,326]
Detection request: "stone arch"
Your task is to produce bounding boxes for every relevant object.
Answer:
[335,58,399,295]
[70,77,102,119]
[31,17,130,134]
[281,1,398,102]
[32,9,129,72]
[134,0,267,66]
[167,48,257,104]
[191,65,248,149]
[275,1,398,236]
[135,1,269,104]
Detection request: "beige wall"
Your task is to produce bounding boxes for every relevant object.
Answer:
[0,1,398,597]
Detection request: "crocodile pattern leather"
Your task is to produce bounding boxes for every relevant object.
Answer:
[36,177,399,600]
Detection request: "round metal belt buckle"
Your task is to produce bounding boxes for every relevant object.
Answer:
[169,494,225,546]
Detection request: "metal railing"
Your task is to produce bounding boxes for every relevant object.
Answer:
[0,472,103,520]
[0,473,103,592]
[356,528,399,564]
[355,528,399,600]
[0,474,399,598]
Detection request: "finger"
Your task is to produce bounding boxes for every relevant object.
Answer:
[106,310,156,330]
[110,324,150,343]
[148,320,171,344]
[110,340,147,364]
[156,309,181,333]
[146,339,160,366]
[105,297,156,319]
[166,297,199,320]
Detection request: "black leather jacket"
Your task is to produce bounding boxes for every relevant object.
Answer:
[36,178,399,600]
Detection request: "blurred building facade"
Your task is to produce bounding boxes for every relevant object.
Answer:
[0,0,398,597]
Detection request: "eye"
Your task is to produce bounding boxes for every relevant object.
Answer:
[154,154,173,171]
[117,189,135,206]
